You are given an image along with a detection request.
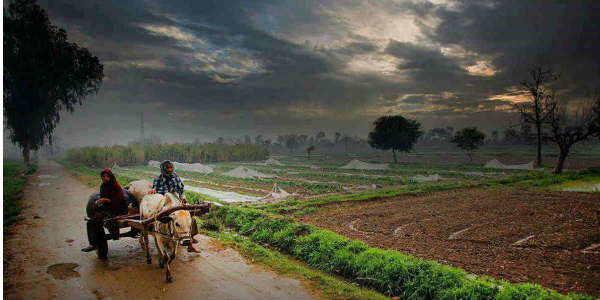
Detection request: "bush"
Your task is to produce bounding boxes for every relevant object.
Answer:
[439,276,501,300]
[495,283,567,300]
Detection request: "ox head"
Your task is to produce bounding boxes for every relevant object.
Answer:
[158,210,193,242]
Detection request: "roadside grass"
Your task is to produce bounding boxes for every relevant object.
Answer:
[201,206,597,300]
[199,229,388,300]
[3,161,29,228]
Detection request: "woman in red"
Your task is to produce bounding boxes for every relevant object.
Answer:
[81,169,128,258]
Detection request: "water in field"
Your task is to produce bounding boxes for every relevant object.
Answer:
[185,186,261,203]
[560,182,600,192]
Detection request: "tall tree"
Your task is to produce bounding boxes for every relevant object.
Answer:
[491,129,499,144]
[306,145,315,160]
[4,0,103,165]
[451,127,486,162]
[546,95,600,173]
[283,134,298,153]
[368,115,423,164]
[515,66,558,167]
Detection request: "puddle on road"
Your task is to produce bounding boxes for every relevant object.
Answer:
[38,175,57,179]
[38,182,50,187]
[46,263,80,280]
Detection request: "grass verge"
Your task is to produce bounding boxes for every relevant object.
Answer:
[3,161,29,228]
[202,206,597,300]
[200,229,388,300]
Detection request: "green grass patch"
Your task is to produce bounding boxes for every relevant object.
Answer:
[200,229,388,300]
[3,160,29,227]
[204,206,596,300]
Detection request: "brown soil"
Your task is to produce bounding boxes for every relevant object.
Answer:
[296,187,600,297]
[3,159,317,300]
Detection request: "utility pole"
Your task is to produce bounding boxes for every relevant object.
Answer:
[140,112,145,140]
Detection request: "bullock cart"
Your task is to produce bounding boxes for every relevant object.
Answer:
[90,203,212,260]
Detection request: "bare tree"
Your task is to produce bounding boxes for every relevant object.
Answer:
[546,95,600,173]
[515,66,559,167]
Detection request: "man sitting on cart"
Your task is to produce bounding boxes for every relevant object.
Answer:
[148,160,201,253]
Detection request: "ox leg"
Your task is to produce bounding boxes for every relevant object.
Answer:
[165,241,175,283]
[153,234,165,269]
[165,255,172,283]
[143,231,151,264]
[171,241,178,260]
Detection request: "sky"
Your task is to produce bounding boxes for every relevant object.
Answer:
[4,0,600,147]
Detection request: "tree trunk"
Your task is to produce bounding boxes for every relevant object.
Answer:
[392,149,397,164]
[554,147,569,174]
[536,121,542,168]
[22,142,31,166]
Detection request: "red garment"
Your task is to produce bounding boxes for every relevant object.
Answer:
[99,168,125,215]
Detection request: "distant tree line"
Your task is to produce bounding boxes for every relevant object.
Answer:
[211,132,376,155]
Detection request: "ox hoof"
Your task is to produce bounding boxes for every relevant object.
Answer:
[146,259,151,264]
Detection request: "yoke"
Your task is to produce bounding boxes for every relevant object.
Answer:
[103,203,212,231]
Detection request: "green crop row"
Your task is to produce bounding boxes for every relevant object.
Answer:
[204,206,595,300]
[66,142,269,168]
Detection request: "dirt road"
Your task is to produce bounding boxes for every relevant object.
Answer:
[3,159,316,300]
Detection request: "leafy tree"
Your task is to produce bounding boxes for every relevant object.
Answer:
[502,128,520,144]
[368,115,423,164]
[491,130,499,144]
[515,66,559,167]
[334,132,341,144]
[315,131,326,143]
[283,134,298,153]
[452,127,486,162]
[545,95,600,173]
[4,0,103,165]
[306,145,315,160]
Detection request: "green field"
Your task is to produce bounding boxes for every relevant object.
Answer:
[60,151,600,299]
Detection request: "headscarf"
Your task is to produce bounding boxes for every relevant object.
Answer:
[160,160,174,177]
[99,168,125,214]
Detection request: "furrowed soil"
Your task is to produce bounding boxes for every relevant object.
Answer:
[3,159,317,300]
[296,187,600,297]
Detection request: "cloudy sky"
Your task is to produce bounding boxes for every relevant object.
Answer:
[6,0,600,147]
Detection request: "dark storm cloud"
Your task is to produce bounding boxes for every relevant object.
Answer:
[413,0,600,93]
[17,0,598,146]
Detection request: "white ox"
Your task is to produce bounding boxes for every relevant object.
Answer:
[128,180,193,282]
